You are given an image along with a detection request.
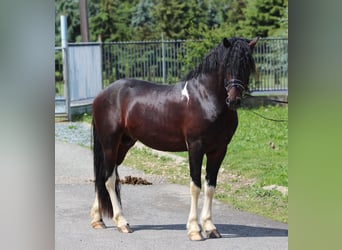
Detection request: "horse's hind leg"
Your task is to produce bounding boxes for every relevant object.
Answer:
[105,134,135,232]
[116,133,136,165]
[103,146,133,233]
[91,120,132,233]
[90,193,106,229]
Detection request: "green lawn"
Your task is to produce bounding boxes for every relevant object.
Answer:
[216,105,288,222]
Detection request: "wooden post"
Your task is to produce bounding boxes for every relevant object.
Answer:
[79,0,89,42]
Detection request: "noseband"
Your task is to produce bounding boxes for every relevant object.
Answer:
[224,79,248,107]
[224,79,246,92]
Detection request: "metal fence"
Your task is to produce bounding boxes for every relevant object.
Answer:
[251,38,288,93]
[55,38,288,101]
[101,38,287,93]
[101,40,191,85]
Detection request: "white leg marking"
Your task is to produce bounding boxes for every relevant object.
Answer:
[90,193,106,228]
[187,181,201,235]
[185,140,189,150]
[201,181,216,232]
[90,193,102,222]
[105,173,129,228]
[181,81,190,103]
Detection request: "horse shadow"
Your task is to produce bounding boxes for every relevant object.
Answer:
[129,224,288,238]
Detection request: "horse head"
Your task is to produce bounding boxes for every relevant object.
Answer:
[223,37,258,110]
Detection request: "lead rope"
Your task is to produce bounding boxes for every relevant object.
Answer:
[244,93,288,104]
[241,94,288,123]
[244,108,288,122]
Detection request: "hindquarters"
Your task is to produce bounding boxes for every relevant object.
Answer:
[91,82,136,218]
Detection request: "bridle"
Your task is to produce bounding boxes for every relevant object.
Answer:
[224,79,247,92]
[224,79,248,106]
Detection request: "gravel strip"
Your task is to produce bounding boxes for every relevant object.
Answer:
[55,122,92,147]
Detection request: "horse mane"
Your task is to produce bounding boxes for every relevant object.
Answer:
[183,37,256,81]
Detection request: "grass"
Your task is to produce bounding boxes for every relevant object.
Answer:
[74,105,288,223]
[55,81,64,96]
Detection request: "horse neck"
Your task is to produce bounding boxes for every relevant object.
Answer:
[195,73,225,97]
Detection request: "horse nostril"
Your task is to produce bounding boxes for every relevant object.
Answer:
[226,97,230,105]
[236,98,241,106]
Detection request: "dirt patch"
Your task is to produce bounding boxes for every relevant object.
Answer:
[216,169,257,194]
[262,185,288,196]
[120,175,152,185]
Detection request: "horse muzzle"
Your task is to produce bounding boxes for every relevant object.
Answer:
[226,96,242,110]
[224,79,245,110]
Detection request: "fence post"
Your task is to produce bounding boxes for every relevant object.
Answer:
[61,15,71,121]
[162,33,166,83]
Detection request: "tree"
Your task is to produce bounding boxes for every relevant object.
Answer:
[227,0,246,24]
[240,0,288,38]
[153,0,185,39]
[115,1,135,41]
[54,0,288,44]
[189,0,208,30]
[131,0,155,40]
[275,1,288,37]
[186,22,237,68]
[131,0,154,28]
[89,0,134,41]
[207,0,221,29]
[153,0,208,40]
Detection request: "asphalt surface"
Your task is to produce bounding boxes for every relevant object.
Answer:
[55,140,288,250]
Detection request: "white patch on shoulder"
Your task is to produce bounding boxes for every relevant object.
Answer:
[181,81,190,103]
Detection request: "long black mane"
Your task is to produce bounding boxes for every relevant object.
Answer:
[183,37,256,82]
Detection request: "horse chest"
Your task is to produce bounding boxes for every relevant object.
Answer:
[185,108,237,142]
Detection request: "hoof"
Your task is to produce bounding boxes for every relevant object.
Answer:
[91,220,106,229]
[204,229,222,239]
[117,224,133,233]
[188,231,204,241]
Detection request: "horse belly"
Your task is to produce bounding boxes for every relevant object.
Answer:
[132,126,187,152]
[125,112,187,152]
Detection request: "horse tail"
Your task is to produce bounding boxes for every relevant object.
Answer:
[92,119,113,218]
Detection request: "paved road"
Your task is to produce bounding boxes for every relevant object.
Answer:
[55,140,288,250]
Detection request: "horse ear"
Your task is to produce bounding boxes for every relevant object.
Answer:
[223,38,231,48]
[248,37,259,49]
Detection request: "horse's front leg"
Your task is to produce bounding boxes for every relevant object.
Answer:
[187,181,202,240]
[201,181,221,238]
[186,141,204,241]
[200,148,227,239]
